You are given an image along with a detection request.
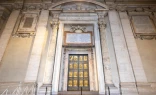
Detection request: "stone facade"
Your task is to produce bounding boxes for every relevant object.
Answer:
[0,0,156,95]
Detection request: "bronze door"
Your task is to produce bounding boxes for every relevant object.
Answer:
[67,54,89,91]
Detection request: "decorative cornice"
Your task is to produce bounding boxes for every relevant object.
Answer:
[116,5,156,12]
[1,1,156,12]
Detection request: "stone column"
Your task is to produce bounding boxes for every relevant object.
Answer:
[109,10,138,94]
[25,10,49,82]
[98,12,113,85]
[119,12,147,82]
[43,12,60,84]
[109,10,136,82]
[0,10,20,62]
[94,22,106,95]
[51,22,63,95]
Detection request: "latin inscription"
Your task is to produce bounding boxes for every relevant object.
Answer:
[66,33,91,44]
[132,16,156,33]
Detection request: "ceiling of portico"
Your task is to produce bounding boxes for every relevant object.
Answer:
[0,0,156,3]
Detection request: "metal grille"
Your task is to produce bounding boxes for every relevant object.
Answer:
[67,54,89,91]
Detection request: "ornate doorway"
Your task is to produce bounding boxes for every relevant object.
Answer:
[67,54,90,91]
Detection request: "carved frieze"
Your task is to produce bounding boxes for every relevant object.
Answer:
[61,2,97,12]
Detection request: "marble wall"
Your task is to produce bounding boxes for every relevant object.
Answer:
[136,39,156,82]
[0,37,33,82]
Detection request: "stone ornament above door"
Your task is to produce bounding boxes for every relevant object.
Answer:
[49,0,109,12]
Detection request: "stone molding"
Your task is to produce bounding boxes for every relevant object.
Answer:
[59,13,98,21]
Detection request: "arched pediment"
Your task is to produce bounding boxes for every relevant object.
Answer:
[49,0,109,10]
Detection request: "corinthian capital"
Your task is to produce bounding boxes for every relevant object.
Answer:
[96,9,108,19]
[50,10,61,29]
[51,19,59,29]
[96,10,107,29]
[98,19,106,29]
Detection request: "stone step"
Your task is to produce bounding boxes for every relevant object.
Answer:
[58,91,99,95]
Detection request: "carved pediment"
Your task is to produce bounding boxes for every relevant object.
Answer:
[61,2,97,12]
[49,0,109,11]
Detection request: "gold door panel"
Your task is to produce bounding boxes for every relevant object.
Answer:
[68,55,89,91]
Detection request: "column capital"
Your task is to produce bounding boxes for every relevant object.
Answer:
[96,10,107,29]
[50,19,59,29]
[50,10,61,29]
[96,9,108,19]
[98,19,106,29]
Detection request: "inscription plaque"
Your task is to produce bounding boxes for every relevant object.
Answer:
[18,14,38,32]
[64,32,92,46]
[132,16,156,33]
